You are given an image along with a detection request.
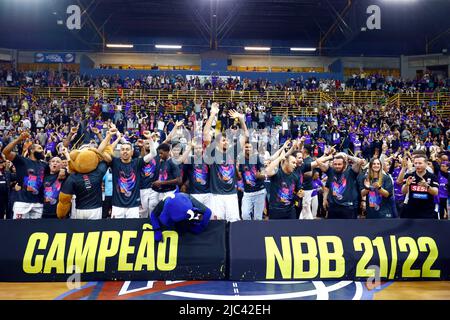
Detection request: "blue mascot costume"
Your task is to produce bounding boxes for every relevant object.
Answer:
[149,190,212,242]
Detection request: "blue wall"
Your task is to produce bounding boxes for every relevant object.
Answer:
[201,58,228,71]
[328,59,343,75]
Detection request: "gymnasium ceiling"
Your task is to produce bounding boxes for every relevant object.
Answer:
[0,0,449,56]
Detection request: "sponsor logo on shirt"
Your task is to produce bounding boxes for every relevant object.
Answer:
[118,171,136,197]
[44,179,62,205]
[142,159,156,178]
[277,182,295,205]
[194,165,208,186]
[218,164,234,184]
[411,185,427,192]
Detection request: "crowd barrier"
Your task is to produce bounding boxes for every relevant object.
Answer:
[0,219,449,282]
[0,219,226,282]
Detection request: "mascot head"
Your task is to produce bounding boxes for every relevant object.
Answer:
[150,192,211,242]
[57,144,114,219]
[68,145,113,174]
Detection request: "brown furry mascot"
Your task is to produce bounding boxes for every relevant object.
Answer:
[56,145,114,218]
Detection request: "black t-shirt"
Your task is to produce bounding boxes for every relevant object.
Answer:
[111,157,144,208]
[295,161,313,190]
[268,167,302,213]
[61,162,108,210]
[43,173,66,215]
[185,156,210,194]
[0,172,7,194]
[360,173,394,219]
[12,155,48,204]
[238,156,265,193]
[301,157,314,190]
[152,158,180,193]
[325,167,359,209]
[140,155,160,189]
[403,171,439,219]
[208,147,237,195]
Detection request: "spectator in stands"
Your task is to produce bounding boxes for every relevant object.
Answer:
[0,67,449,221]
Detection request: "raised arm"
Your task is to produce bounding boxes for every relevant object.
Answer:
[228,109,249,149]
[344,154,364,174]
[315,146,336,172]
[264,149,286,177]
[64,126,79,148]
[2,131,29,161]
[311,154,334,170]
[396,157,409,186]
[109,131,122,152]
[91,127,104,142]
[162,119,184,145]
[142,131,157,163]
[269,139,291,161]
[177,140,195,165]
[97,130,112,154]
[203,102,219,145]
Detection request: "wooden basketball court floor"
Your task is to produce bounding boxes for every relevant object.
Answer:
[0,281,449,300]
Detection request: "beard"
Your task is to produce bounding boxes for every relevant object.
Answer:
[34,152,45,160]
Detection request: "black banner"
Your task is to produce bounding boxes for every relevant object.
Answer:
[0,219,226,282]
[229,220,450,281]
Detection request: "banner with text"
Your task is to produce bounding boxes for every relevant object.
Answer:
[34,53,76,63]
[229,220,450,281]
[0,219,226,282]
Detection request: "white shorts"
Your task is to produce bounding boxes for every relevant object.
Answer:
[111,206,140,219]
[140,188,160,218]
[242,189,266,220]
[158,190,177,201]
[300,190,314,220]
[191,193,213,209]
[13,202,43,219]
[71,195,77,217]
[211,193,240,222]
[71,207,102,220]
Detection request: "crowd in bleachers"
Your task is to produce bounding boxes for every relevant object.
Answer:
[0,68,448,222]
[1,68,449,94]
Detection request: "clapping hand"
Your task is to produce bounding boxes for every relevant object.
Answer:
[228,109,244,121]
[417,177,429,189]
[372,181,381,189]
[405,176,415,186]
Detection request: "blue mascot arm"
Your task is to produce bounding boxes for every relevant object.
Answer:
[150,200,166,242]
[150,212,163,242]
